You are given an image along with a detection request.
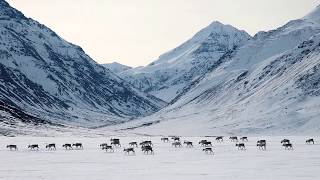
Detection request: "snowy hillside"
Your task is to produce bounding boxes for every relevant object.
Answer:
[0,0,166,128]
[120,22,251,102]
[109,6,320,136]
[102,62,132,74]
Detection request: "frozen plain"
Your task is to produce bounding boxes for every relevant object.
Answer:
[0,136,319,180]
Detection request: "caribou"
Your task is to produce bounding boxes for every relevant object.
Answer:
[6,145,18,151]
[28,144,39,150]
[236,143,246,150]
[215,136,223,142]
[62,143,73,150]
[229,136,238,142]
[129,142,138,147]
[102,145,114,152]
[140,141,153,147]
[257,140,266,150]
[183,141,193,147]
[283,143,293,150]
[110,138,120,142]
[172,137,180,142]
[72,143,83,149]
[46,143,56,150]
[123,148,135,155]
[203,148,214,154]
[199,140,213,146]
[111,139,121,147]
[199,140,208,146]
[240,137,248,142]
[172,141,182,148]
[281,139,290,144]
[306,139,315,144]
[100,143,108,149]
[141,145,154,154]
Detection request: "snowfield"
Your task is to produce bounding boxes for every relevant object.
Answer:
[0,136,319,180]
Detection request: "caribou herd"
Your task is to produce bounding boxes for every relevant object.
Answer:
[4,136,316,156]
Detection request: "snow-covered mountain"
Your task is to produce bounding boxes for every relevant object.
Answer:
[119,22,251,102]
[109,5,320,136]
[0,0,166,128]
[102,62,132,74]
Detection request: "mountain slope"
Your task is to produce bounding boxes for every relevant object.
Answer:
[108,6,320,136]
[119,22,251,102]
[0,0,166,127]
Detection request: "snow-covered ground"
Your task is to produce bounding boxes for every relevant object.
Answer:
[0,136,319,180]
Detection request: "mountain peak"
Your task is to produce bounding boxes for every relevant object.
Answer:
[102,62,132,74]
[208,21,224,26]
[146,20,251,68]
[191,21,250,43]
[207,21,241,31]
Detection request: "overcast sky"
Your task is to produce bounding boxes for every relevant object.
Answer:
[6,0,320,67]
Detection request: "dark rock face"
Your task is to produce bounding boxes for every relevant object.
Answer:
[297,64,320,96]
[0,100,50,125]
